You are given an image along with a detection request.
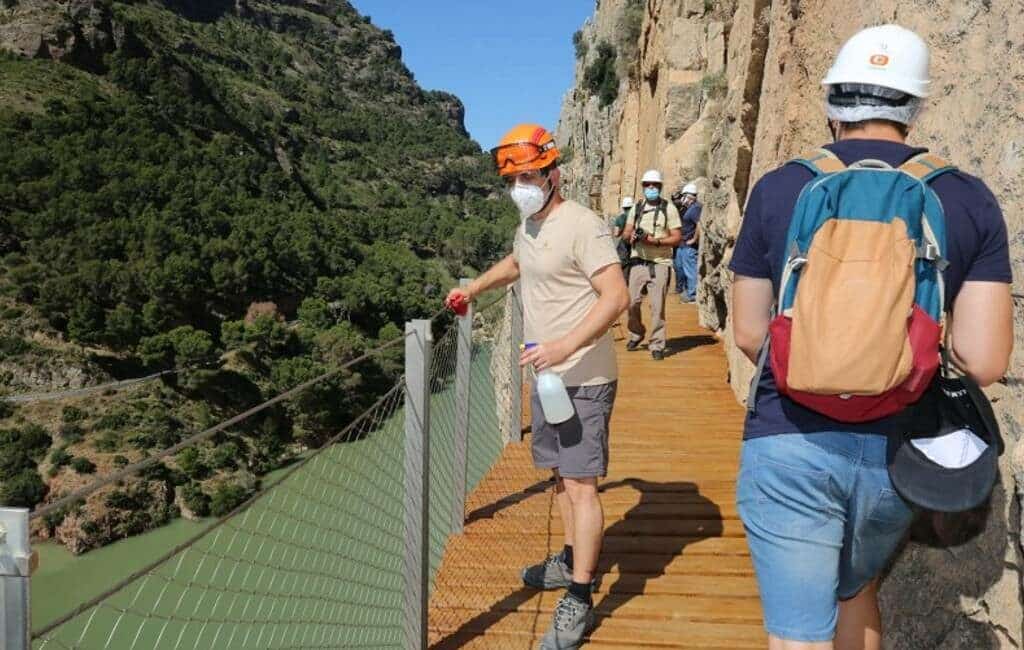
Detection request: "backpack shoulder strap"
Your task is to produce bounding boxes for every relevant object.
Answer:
[631,201,645,227]
[791,148,847,176]
[900,152,957,183]
[655,200,669,229]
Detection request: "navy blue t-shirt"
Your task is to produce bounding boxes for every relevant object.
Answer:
[682,202,702,245]
[729,139,1012,439]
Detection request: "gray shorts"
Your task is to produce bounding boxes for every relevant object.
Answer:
[530,381,617,479]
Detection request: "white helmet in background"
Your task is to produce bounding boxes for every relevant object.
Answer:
[641,169,663,185]
[822,25,930,125]
[681,183,698,196]
[621,197,634,209]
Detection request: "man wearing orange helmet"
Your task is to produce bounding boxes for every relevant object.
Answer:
[446,124,629,649]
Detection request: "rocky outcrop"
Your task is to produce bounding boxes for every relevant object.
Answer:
[560,1,1024,646]
[0,0,122,72]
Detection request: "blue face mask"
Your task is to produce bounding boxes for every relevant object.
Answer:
[644,187,661,201]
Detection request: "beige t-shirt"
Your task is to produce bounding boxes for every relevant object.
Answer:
[512,200,620,387]
[628,200,682,265]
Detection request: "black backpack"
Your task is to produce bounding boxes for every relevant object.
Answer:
[617,200,668,266]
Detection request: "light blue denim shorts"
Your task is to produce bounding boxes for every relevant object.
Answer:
[736,432,914,642]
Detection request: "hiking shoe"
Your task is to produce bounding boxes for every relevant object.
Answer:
[522,553,572,590]
[651,350,665,361]
[626,340,641,352]
[539,592,595,650]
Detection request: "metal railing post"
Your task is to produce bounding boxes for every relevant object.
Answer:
[0,508,31,650]
[403,320,432,650]
[508,284,524,444]
[451,279,473,534]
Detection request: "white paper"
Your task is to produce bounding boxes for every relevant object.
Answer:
[909,428,988,469]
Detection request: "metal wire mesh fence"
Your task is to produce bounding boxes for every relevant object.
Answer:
[427,290,564,649]
[32,379,411,649]
[14,284,542,650]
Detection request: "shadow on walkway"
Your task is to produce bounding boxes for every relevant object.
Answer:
[431,477,724,648]
[590,478,723,639]
[664,334,717,358]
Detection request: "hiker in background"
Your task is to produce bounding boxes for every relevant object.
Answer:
[612,196,635,281]
[611,196,633,238]
[729,25,1012,650]
[621,169,682,361]
[671,183,702,303]
[445,124,628,650]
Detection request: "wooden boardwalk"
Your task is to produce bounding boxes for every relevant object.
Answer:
[428,298,766,649]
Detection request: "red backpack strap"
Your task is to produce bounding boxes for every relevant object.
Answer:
[791,148,847,175]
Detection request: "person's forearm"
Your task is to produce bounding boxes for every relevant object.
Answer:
[659,231,683,247]
[466,254,519,297]
[560,285,628,354]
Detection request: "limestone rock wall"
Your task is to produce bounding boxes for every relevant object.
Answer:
[559,1,1024,647]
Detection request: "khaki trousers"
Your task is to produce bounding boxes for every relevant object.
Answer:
[627,261,671,352]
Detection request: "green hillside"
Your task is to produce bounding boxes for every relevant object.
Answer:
[0,0,515,551]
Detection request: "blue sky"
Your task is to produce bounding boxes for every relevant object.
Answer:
[349,1,594,150]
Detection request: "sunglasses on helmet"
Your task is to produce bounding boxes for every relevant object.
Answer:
[491,141,557,173]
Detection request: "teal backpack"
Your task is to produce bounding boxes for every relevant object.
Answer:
[755,148,955,422]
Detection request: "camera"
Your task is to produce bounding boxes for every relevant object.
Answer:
[633,227,648,241]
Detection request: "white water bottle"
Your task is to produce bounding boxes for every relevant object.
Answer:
[525,343,575,424]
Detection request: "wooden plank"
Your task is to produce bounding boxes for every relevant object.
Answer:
[428,298,763,649]
[429,612,766,649]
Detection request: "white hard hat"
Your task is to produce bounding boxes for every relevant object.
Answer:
[641,169,663,185]
[681,183,698,196]
[621,197,634,209]
[822,25,930,98]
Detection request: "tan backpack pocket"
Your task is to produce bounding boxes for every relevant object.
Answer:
[788,219,916,395]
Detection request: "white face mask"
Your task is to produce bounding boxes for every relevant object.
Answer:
[509,178,552,219]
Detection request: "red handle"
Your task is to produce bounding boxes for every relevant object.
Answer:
[446,293,468,316]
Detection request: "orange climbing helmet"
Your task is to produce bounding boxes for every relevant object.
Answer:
[491,124,560,177]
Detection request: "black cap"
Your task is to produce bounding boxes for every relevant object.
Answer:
[887,374,1002,513]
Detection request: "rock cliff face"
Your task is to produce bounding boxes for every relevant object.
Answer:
[560,1,1023,646]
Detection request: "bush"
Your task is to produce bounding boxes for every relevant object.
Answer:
[18,424,51,456]
[208,442,239,470]
[618,0,645,72]
[95,411,130,431]
[41,504,77,533]
[0,470,47,507]
[583,42,619,108]
[572,30,588,60]
[93,431,120,452]
[0,424,52,479]
[139,326,215,369]
[0,401,14,420]
[297,297,333,330]
[50,447,73,468]
[0,336,30,356]
[210,482,250,517]
[112,455,130,468]
[59,423,85,443]
[181,483,210,517]
[176,447,209,479]
[62,406,86,423]
[105,487,146,511]
[70,457,96,474]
